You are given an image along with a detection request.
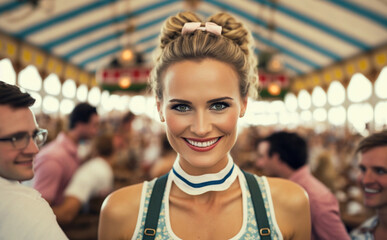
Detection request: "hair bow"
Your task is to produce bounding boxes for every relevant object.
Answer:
[181,22,222,36]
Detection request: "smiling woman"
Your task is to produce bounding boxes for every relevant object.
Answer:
[99,11,311,240]
[160,59,244,173]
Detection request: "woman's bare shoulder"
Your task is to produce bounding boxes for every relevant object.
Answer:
[99,182,145,240]
[265,177,311,239]
[104,183,144,208]
[266,177,309,209]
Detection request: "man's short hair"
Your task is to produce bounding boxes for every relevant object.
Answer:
[69,103,97,130]
[356,130,387,154]
[262,131,308,170]
[0,81,35,108]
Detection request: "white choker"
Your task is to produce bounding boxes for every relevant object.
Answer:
[170,157,238,195]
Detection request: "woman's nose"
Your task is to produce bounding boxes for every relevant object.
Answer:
[190,110,212,137]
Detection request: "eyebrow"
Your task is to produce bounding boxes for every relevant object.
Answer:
[169,97,234,104]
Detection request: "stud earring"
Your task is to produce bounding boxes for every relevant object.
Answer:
[240,112,245,117]
[160,116,165,122]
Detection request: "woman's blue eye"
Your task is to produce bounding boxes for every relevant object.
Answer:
[210,102,229,111]
[172,104,191,112]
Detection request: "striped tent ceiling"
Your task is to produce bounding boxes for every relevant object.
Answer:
[1,0,386,78]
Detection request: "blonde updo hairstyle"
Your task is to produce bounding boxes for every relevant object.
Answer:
[150,11,258,100]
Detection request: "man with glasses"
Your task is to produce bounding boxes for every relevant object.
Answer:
[0,81,68,239]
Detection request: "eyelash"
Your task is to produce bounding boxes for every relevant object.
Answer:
[210,102,230,111]
[171,102,230,112]
[171,104,191,112]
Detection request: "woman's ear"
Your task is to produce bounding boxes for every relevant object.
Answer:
[156,97,165,122]
[240,96,248,118]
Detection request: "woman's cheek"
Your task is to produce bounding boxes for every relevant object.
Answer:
[165,113,186,135]
[216,111,239,133]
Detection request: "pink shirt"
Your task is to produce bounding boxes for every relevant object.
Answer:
[290,166,350,240]
[33,132,80,206]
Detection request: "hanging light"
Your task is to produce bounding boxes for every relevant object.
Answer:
[347,103,373,126]
[313,108,327,122]
[18,65,42,91]
[284,93,297,112]
[347,73,372,103]
[267,55,283,72]
[60,99,75,115]
[129,95,146,115]
[118,47,135,66]
[268,82,281,96]
[87,86,101,106]
[101,90,112,112]
[300,110,312,122]
[269,100,285,113]
[298,90,311,110]
[62,79,76,99]
[327,81,345,106]
[42,95,59,114]
[43,73,61,96]
[328,106,346,126]
[0,58,16,85]
[76,84,88,102]
[121,48,134,62]
[119,76,131,89]
[312,86,327,107]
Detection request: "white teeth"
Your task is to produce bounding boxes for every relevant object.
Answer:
[187,138,218,148]
[364,188,380,193]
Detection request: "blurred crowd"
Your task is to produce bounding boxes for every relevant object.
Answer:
[33,110,375,239]
[234,125,375,232]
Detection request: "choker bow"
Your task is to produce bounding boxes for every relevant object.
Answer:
[182,22,222,36]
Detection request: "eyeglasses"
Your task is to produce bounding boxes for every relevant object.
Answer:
[0,129,48,150]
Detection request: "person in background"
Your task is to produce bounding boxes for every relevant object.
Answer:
[51,133,115,225]
[256,131,350,240]
[0,81,68,239]
[99,11,310,240]
[33,102,99,206]
[312,150,338,193]
[112,111,146,186]
[350,130,387,240]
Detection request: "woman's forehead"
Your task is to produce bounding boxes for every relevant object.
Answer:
[162,59,240,98]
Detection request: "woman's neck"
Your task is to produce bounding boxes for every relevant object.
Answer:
[177,154,231,175]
